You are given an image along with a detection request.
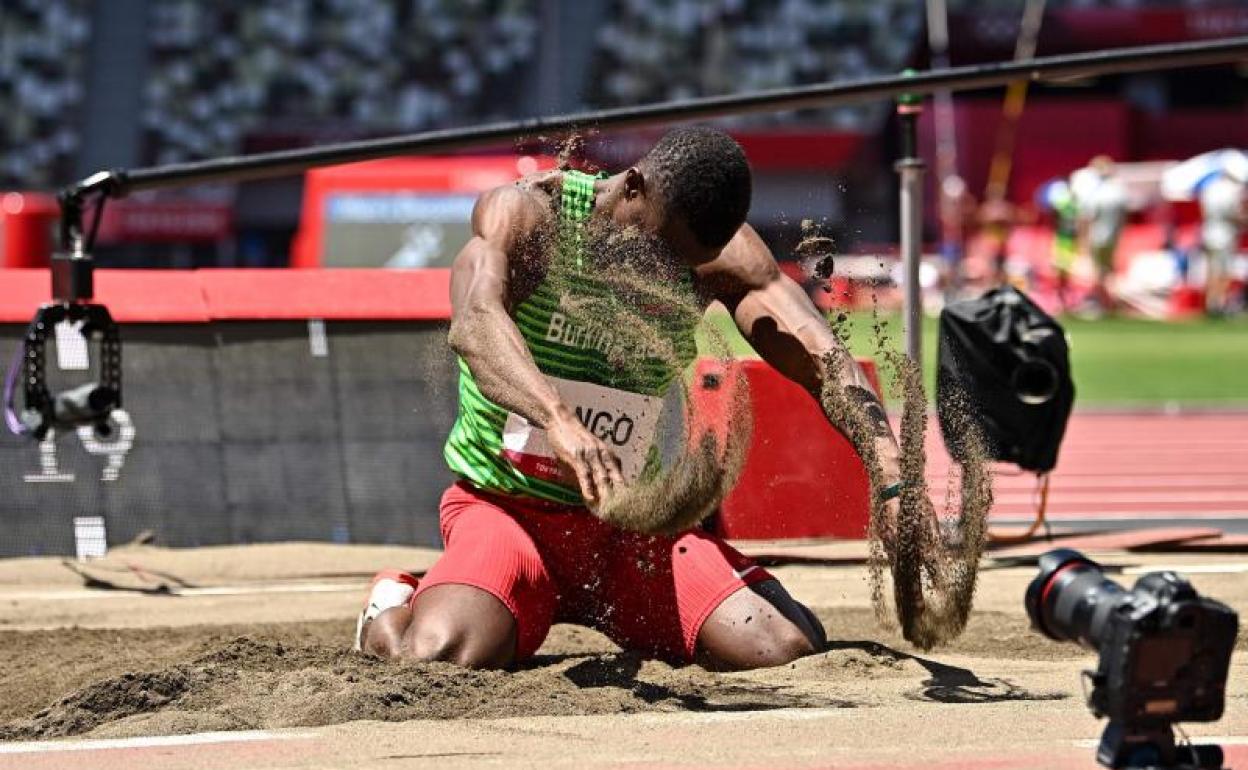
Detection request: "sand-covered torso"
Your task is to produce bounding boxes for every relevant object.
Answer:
[443,170,702,505]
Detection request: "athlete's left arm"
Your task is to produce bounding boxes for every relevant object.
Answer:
[704,224,902,490]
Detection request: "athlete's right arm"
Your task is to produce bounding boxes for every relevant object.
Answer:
[447,186,623,504]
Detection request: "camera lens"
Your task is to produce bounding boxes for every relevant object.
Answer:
[1025,548,1127,649]
[1011,358,1059,405]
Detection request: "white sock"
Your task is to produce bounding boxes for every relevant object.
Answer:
[364,579,416,623]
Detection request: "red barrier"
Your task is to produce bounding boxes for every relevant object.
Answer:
[0,268,452,323]
[0,192,58,268]
[696,359,875,541]
[197,269,451,320]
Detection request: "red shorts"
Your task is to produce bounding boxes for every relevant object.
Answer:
[414,482,773,662]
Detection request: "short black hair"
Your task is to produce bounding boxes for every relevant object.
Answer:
[642,127,752,249]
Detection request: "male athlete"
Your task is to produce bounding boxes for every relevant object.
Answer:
[1199,169,1245,316]
[1072,155,1127,314]
[356,127,906,671]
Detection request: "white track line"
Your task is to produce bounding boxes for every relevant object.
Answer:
[991,492,1248,504]
[0,581,363,601]
[0,730,316,755]
[176,583,362,597]
[990,493,1248,505]
[995,510,1248,520]
[1073,736,1248,748]
[1123,563,1248,575]
[985,478,1248,489]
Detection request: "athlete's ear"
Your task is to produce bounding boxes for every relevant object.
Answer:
[623,167,645,200]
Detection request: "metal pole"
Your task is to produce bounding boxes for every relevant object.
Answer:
[896,79,926,367]
[60,36,1248,201]
[984,0,1048,204]
[924,0,958,186]
[925,0,963,296]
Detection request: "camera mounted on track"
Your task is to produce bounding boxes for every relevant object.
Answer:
[1026,549,1238,770]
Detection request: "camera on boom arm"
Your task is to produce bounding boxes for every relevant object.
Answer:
[4,175,123,441]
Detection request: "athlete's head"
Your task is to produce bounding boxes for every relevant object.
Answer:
[598,126,752,262]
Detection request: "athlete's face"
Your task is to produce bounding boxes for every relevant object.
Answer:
[598,168,720,266]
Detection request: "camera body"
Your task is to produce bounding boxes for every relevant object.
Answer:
[1026,549,1238,769]
[1091,570,1236,726]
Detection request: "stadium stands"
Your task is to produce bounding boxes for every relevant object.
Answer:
[142,0,539,165]
[587,0,921,129]
[0,0,90,189]
[0,0,1237,189]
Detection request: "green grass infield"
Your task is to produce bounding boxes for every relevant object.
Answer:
[696,309,1248,408]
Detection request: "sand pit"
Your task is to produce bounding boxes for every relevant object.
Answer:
[0,608,1082,741]
[0,544,1243,769]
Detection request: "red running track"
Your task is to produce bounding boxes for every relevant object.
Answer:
[922,412,1248,531]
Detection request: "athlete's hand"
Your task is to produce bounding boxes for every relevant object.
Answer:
[545,410,625,506]
[877,497,901,557]
[877,490,942,567]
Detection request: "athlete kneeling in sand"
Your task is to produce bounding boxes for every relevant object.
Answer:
[355,127,906,670]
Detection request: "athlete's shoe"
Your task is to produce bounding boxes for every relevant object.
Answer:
[353,569,420,652]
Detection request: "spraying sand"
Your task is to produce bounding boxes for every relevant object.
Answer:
[798,215,994,651]
[551,195,996,645]
[536,192,754,535]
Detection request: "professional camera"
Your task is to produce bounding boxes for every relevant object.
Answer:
[1026,549,1238,770]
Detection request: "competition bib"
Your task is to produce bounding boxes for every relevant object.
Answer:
[502,376,673,486]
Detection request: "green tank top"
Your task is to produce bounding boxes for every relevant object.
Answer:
[442,170,699,505]
[1053,191,1079,264]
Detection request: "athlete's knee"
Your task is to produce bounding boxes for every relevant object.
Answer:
[752,584,827,662]
[403,617,513,669]
[405,621,466,663]
[699,609,822,670]
[756,618,821,667]
[361,607,411,659]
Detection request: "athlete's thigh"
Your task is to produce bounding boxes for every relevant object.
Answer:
[417,483,560,660]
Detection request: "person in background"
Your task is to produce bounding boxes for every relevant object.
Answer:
[1072,155,1128,316]
[978,197,1015,289]
[1037,178,1080,313]
[1198,169,1245,317]
[937,174,977,301]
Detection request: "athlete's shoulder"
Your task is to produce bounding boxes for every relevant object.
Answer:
[514,168,564,199]
[472,172,559,240]
[694,223,781,301]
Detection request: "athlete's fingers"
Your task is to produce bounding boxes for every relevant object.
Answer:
[586,447,613,500]
[600,447,624,487]
[572,450,599,506]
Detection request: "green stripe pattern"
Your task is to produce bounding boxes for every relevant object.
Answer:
[443,170,698,504]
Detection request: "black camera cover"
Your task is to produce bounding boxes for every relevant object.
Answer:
[937,286,1074,473]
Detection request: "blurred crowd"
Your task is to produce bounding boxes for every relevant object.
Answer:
[144,0,538,165]
[0,0,90,189]
[589,0,919,129]
[1,0,927,188]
